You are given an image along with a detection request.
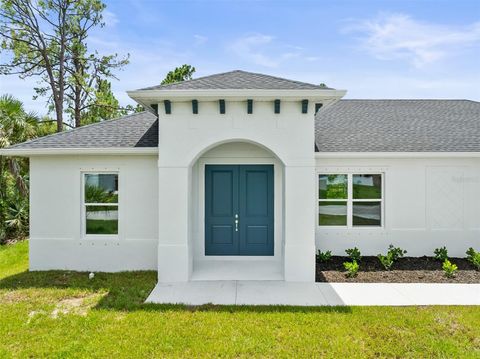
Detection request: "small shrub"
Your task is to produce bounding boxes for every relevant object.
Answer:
[316,250,332,262]
[345,247,361,262]
[466,248,480,270]
[378,244,407,270]
[434,247,448,262]
[377,253,394,270]
[442,259,458,278]
[388,245,407,261]
[343,260,359,278]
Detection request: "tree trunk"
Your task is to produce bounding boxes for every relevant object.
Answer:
[54,97,64,132]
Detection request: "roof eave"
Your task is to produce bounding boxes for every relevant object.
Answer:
[0,147,158,157]
[127,89,347,104]
[315,152,480,158]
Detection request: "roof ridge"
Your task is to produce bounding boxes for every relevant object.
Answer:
[8,111,153,149]
[230,69,327,89]
[138,70,245,91]
[137,70,330,91]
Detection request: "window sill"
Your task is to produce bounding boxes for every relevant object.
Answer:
[81,235,120,241]
[317,226,385,230]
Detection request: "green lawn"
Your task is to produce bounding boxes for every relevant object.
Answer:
[1,241,479,358]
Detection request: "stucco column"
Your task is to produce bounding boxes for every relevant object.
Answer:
[157,165,191,282]
[283,163,316,281]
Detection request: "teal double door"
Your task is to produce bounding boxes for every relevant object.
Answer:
[205,165,274,256]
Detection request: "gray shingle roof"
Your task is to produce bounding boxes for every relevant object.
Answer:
[9,111,158,149]
[315,100,480,152]
[138,70,333,91]
[6,99,480,152]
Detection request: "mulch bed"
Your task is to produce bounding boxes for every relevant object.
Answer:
[316,256,480,283]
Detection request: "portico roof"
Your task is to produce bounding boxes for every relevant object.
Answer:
[136,70,334,91]
[127,70,347,108]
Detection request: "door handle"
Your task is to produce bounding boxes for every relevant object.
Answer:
[235,214,239,232]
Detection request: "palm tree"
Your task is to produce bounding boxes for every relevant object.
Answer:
[0,95,38,195]
[0,95,38,241]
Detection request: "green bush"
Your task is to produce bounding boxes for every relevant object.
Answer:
[345,247,361,262]
[377,254,393,270]
[378,245,407,270]
[316,250,332,262]
[442,259,458,278]
[343,260,359,278]
[434,247,448,262]
[466,248,480,270]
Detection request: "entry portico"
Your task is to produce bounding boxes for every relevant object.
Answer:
[4,70,479,287]
[127,72,346,282]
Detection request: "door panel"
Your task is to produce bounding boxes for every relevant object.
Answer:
[239,166,274,255]
[245,171,268,216]
[205,164,274,256]
[211,171,234,216]
[205,166,239,255]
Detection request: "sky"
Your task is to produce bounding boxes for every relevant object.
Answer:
[1,0,479,115]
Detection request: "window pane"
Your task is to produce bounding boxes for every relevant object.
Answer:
[319,174,348,199]
[319,201,347,226]
[353,174,381,199]
[85,174,118,203]
[353,202,381,226]
[86,205,118,234]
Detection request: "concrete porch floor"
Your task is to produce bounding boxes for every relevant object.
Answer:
[146,281,480,306]
[191,260,283,281]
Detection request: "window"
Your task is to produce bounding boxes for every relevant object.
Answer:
[318,173,383,227]
[83,173,118,235]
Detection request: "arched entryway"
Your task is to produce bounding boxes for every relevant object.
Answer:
[190,141,285,280]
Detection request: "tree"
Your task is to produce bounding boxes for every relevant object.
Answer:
[0,94,38,242]
[81,79,124,125]
[0,0,128,131]
[161,64,196,85]
[64,11,128,127]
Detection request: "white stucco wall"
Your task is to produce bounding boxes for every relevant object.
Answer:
[29,155,159,271]
[316,157,480,257]
[156,99,321,281]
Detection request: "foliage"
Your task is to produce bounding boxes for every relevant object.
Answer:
[80,80,127,125]
[434,247,449,262]
[0,0,129,130]
[161,64,196,84]
[378,244,407,270]
[345,247,361,262]
[4,199,29,234]
[85,185,118,203]
[442,259,458,278]
[316,250,332,262]
[466,248,480,270]
[343,260,359,277]
[377,253,394,271]
[0,95,41,243]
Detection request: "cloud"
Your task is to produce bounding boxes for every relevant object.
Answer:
[345,13,480,67]
[193,34,208,46]
[102,10,119,28]
[228,34,316,68]
[228,34,279,67]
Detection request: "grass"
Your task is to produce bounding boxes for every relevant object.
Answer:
[86,219,118,235]
[1,241,480,358]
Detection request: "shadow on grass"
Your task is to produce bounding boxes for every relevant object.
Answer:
[0,270,352,314]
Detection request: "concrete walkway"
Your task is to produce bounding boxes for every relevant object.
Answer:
[146,281,480,306]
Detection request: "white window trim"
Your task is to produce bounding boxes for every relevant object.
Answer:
[318,172,385,229]
[81,171,119,240]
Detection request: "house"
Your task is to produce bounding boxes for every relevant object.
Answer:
[2,70,480,283]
